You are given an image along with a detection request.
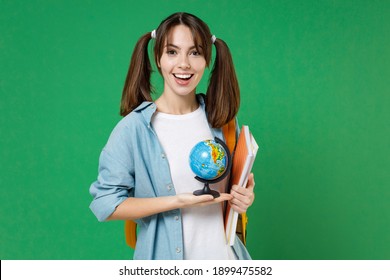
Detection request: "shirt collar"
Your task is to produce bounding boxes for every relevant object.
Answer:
[133,94,207,125]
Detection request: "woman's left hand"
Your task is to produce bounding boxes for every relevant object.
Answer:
[229,173,255,214]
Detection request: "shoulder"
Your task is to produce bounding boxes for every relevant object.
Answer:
[116,101,155,129]
[106,101,156,146]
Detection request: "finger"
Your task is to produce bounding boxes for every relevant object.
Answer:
[193,194,214,203]
[231,184,246,195]
[229,201,246,214]
[192,193,232,207]
[230,196,250,211]
[199,193,232,205]
[247,173,255,189]
[231,187,254,208]
[232,184,253,199]
[214,193,233,202]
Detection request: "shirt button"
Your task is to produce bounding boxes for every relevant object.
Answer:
[174,216,179,221]
[161,153,166,159]
[167,184,173,191]
[176,247,181,253]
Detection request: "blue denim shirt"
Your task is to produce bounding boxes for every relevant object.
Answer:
[89,95,251,260]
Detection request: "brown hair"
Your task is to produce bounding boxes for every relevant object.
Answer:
[120,12,240,128]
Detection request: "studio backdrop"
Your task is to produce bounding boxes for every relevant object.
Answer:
[1,0,389,260]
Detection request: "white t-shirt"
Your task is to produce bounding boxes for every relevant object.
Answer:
[151,106,235,260]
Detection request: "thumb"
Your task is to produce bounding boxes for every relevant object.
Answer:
[246,173,255,190]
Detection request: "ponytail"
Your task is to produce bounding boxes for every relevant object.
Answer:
[206,38,240,128]
[120,32,154,116]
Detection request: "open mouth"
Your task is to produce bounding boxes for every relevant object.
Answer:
[173,74,193,81]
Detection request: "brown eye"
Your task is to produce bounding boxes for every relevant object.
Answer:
[167,50,177,55]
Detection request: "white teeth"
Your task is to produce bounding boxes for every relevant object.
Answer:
[174,74,192,79]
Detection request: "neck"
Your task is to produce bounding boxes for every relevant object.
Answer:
[156,93,198,115]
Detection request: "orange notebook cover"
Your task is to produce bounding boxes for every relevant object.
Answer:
[224,125,259,246]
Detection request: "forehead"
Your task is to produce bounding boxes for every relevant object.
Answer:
[165,25,198,47]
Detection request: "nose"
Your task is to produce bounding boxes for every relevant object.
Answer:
[178,53,191,69]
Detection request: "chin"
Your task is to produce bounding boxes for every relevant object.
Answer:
[171,87,197,96]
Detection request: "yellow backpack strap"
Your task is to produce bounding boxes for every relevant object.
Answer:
[236,212,248,246]
[124,220,137,249]
[222,118,248,246]
[242,212,248,245]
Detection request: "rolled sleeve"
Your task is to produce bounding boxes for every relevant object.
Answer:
[89,148,134,221]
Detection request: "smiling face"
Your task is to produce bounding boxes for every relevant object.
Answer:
[158,25,207,98]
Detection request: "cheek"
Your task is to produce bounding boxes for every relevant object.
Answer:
[193,59,206,72]
[198,69,205,78]
[196,63,207,76]
[160,58,176,72]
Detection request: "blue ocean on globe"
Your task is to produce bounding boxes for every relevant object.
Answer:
[189,139,228,180]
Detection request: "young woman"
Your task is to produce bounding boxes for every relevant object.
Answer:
[89,12,255,260]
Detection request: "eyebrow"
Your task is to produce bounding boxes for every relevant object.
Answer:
[165,43,203,50]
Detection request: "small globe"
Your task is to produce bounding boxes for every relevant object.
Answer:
[189,139,228,180]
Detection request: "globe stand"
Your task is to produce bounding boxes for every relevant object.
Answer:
[193,182,220,198]
[193,137,232,199]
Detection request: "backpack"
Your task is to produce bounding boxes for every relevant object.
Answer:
[125,119,248,249]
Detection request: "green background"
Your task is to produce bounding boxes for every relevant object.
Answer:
[1,0,389,260]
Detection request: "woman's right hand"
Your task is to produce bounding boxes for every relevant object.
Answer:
[177,192,233,208]
[107,192,232,221]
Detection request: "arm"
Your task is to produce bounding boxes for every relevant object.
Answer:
[90,120,234,222]
[107,192,233,221]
